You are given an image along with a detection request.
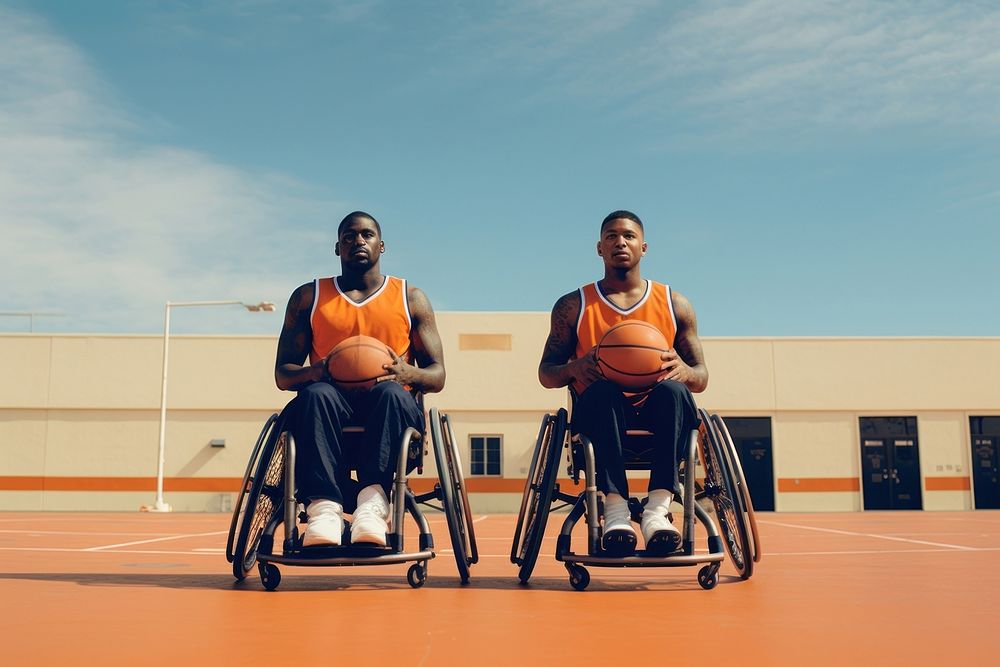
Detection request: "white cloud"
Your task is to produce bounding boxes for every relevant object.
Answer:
[0,7,334,333]
[652,0,1000,131]
[447,0,1000,136]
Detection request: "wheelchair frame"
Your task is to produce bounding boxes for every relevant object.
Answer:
[510,403,761,591]
[226,404,478,590]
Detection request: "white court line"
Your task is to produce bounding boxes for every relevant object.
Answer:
[762,547,1000,556]
[472,515,490,524]
[437,546,1000,558]
[6,546,999,559]
[759,519,979,551]
[83,530,227,552]
[0,529,188,537]
[0,547,218,556]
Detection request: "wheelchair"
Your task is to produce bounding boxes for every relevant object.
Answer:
[510,391,761,591]
[226,398,478,590]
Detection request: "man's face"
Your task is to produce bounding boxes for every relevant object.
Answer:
[335,217,384,268]
[597,218,646,269]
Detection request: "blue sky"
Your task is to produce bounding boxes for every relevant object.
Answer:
[1,0,997,337]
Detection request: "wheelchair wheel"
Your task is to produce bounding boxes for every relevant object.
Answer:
[231,427,286,582]
[226,413,278,564]
[711,414,762,564]
[407,562,427,589]
[568,564,590,591]
[510,409,567,584]
[698,565,719,590]
[259,562,281,591]
[697,409,753,580]
[429,408,478,584]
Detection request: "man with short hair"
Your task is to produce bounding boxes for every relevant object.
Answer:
[275,211,445,547]
[538,210,708,556]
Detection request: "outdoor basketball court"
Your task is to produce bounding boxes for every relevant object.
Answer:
[2,510,998,664]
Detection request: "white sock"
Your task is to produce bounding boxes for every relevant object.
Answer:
[605,493,627,512]
[646,489,673,514]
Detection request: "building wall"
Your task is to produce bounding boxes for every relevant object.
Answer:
[1,321,998,512]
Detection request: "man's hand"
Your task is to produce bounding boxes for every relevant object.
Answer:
[571,347,604,386]
[377,348,420,387]
[660,348,696,385]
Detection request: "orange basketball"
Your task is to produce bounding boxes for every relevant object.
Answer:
[596,320,669,391]
[325,335,394,390]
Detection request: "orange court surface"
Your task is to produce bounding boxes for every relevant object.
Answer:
[2,510,999,665]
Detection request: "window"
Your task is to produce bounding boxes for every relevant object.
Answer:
[470,435,502,476]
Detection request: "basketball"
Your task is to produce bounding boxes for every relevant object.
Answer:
[325,335,394,390]
[596,320,669,391]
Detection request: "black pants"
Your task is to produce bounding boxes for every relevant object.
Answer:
[572,379,698,498]
[291,381,424,507]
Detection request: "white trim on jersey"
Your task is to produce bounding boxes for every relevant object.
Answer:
[401,278,412,331]
[665,283,678,336]
[333,275,389,307]
[575,287,586,339]
[594,279,651,315]
[309,278,321,325]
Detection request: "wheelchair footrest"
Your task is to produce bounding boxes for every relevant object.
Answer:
[557,550,724,568]
[261,549,435,568]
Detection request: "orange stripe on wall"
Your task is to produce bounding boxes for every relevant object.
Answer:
[0,474,976,496]
[409,477,541,494]
[0,476,242,492]
[777,477,860,493]
[925,476,971,491]
[0,477,45,491]
[0,476,535,494]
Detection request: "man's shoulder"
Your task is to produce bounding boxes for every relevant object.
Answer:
[550,289,582,320]
[402,278,423,298]
[403,281,436,317]
[289,281,318,308]
[294,280,319,295]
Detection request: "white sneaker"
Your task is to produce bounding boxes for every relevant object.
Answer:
[641,489,681,555]
[601,493,637,556]
[351,485,389,546]
[302,499,343,547]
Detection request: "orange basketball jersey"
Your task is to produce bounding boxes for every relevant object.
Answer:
[309,275,412,364]
[573,280,677,394]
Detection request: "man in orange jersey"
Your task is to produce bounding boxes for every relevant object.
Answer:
[275,211,446,547]
[539,210,708,556]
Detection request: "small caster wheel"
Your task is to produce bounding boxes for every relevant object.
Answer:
[407,563,427,589]
[568,565,590,591]
[698,565,719,590]
[260,563,281,591]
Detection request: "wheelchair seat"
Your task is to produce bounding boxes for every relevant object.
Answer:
[511,385,761,591]
[226,395,478,590]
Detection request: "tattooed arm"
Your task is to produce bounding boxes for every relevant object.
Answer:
[274,282,325,391]
[660,290,709,393]
[538,291,601,389]
[377,285,446,393]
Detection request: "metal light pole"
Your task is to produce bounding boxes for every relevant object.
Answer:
[151,300,276,513]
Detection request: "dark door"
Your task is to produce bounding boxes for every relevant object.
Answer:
[860,417,923,510]
[972,436,1000,509]
[890,438,923,509]
[725,417,775,511]
[861,438,893,510]
[970,417,1000,509]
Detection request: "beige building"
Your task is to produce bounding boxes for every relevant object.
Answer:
[2,314,999,513]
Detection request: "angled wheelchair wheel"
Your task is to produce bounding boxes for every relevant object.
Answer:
[226,413,278,565]
[698,409,753,580]
[510,409,567,584]
[231,426,286,582]
[712,414,762,564]
[429,408,478,584]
